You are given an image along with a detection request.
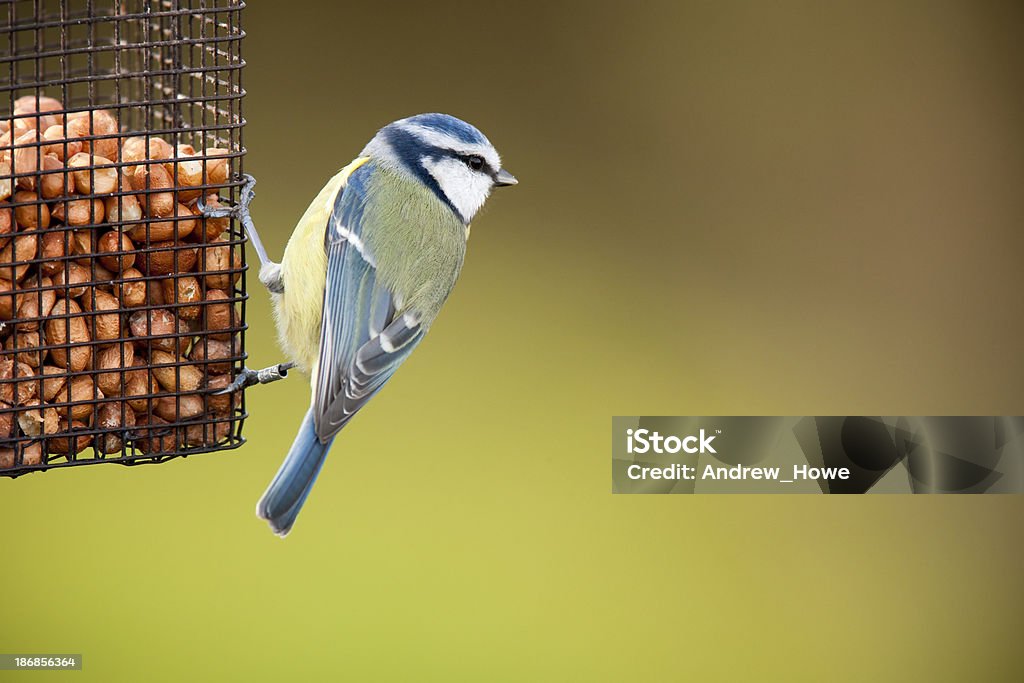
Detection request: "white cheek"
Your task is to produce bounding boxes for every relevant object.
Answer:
[421,156,492,222]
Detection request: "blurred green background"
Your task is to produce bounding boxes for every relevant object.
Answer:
[3,1,1024,680]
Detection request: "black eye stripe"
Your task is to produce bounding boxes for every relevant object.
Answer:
[457,153,491,175]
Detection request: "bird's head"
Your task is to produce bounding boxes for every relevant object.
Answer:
[362,113,517,224]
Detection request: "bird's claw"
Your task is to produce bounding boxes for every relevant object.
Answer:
[196,173,257,220]
[196,173,278,284]
[212,362,295,395]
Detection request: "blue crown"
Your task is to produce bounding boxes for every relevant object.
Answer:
[402,113,488,146]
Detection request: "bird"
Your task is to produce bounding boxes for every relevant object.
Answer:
[228,113,516,536]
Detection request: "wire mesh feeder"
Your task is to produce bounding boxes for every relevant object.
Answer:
[0,0,248,477]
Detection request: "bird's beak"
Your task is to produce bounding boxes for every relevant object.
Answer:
[494,168,518,187]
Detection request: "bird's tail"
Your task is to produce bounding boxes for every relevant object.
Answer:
[256,408,334,537]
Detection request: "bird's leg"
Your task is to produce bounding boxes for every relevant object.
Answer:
[197,173,284,294]
[198,173,291,395]
[213,362,296,395]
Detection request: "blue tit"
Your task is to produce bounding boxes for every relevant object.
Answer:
[251,113,516,537]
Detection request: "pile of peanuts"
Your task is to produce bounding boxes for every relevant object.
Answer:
[0,95,245,471]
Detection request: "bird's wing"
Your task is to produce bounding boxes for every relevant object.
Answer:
[312,162,424,442]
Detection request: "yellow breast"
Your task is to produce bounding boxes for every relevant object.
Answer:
[272,157,370,378]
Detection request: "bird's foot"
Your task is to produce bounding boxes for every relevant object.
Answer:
[213,362,296,394]
[197,174,281,293]
[196,173,256,220]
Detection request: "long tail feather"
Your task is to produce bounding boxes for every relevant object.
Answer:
[256,408,334,537]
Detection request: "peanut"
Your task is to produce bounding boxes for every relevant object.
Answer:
[182,419,231,447]
[0,206,12,237]
[53,375,102,422]
[97,230,136,272]
[113,267,148,307]
[138,240,197,276]
[128,162,174,217]
[0,160,11,201]
[47,418,93,456]
[0,359,37,405]
[127,202,196,242]
[66,110,119,160]
[40,125,83,161]
[12,190,50,230]
[80,289,122,341]
[188,338,235,374]
[4,329,43,367]
[39,153,71,199]
[54,262,91,298]
[194,194,229,241]
[202,148,231,184]
[149,350,202,392]
[68,152,118,194]
[0,278,24,319]
[39,365,68,402]
[45,298,92,372]
[202,289,238,341]
[51,196,104,226]
[14,274,56,330]
[121,136,173,165]
[38,232,68,276]
[12,129,41,190]
[94,342,135,397]
[205,375,240,415]
[132,414,177,454]
[161,275,202,320]
[0,232,39,282]
[199,235,241,290]
[17,399,59,438]
[95,402,136,453]
[128,308,190,355]
[154,393,205,421]
[104,191,142,225]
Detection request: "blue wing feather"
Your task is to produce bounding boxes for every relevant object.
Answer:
[257,162,423,535]
[312,163,423,442]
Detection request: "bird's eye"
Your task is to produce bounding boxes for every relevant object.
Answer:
[465,155,485,172]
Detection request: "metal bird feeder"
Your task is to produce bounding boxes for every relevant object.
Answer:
[0,0,248,477]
